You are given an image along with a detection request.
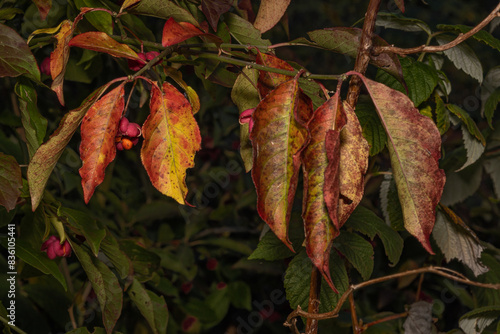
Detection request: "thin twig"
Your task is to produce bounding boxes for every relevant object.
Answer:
[361,311,409,331]
[349,293,360,334]
[415,273,425,301]
[373,2,500,55]
[284,266,500,326]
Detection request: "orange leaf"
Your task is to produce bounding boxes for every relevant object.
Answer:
[251,75,313,250]
[79,84,125,203]
[50,20,73,106]
[253,0,291,33]
[354,73,445,253]
[141,82,201,204]
[161,17,217,47]
[69,32,143,61]
[256,51,295,97]
[302,91,346,292]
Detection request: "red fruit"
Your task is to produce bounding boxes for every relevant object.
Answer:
[125,123,141,137]
[131,137,139,145]
[127,52,147,71]
[181,282,193,294]
[181,316,200,333]
[40,56,51,76]
[216,282,227,290]
[146,51,160,61]
[121,138,134,150]
[206,258,218,271]
[116,142,124,150]
[239,108,255,133]
[119,117,129,134]
[41,236,72,259]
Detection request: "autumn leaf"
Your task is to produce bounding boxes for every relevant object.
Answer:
[50,20,73,105]
[253,0,291,33]
[201,0,232,32]
[161,17,220,47]
[28,84,112,211]
[79,84,125,203]
[32,0,52,20]
[302,91,346,292]
[69,32,143,61]
[0,153,22,212]
[394,0,405,13]
[141,82,201,205]
[251,74,313,250]
[354,73,445,253]
[255,51,295,97]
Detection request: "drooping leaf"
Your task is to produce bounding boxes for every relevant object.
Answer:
[50,20,73,106]
[376,12,431,35]
[459,306,500,334]
[302,91,345,292]
[99,232,132,280]
[32,0,51,20]
[435,94,450,135]
[456,124,485,172]
[227,281,252,311]
[201,0,231,32]
[15,238,67,290]
[345,206,404,266]
[438,24,500,53]
[250,75,312,250]
[255,51,295,97]
[69,32,143,61]
[337,101,369,225]
[162,18,214,47]
[70,241,123,334]
[225,12,271,47]
[74,0,113,35]
[483,86,500,128]
[141,82,201,205]
[484,155,500,199]
[403,301,433,334]
[354,95,387,155]
[79,84,125,203]
[0,23,41,82]
[231,68,259,172]
[356,73,445,254]
[284,249,349,314]
[15,79,48,159]
[432,210,488,276]
[0,153,22,212]
[253,0,291,33]
[436,35,483,84]
[481,67,500,121]
[394,0,405,13]
[441,159,482,206]
[447,104,485,146]
[28,84,111,211]
[128,0,198,26]
[307,28,402,81]
[128,278,168,334]
[334,231,374,281]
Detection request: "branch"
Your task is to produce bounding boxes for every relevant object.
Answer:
[284,266,500,327]
[346,0,382,108]
[373,2,500,55]
[305,266,322,334]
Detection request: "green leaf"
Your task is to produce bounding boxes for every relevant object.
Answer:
[0,23,41,81]
[345,206,403,266]
[14,238,67,290]
[248,229,295,261]
[334,231,374,280]
[435,94,450,135]
[128,278,168,334]
[193,238,253,255]
[441,159,482,206]
[74,0,113,35]
[355,95,387,155]
[284,250,348,314]
[474,254,500,306]
[484,86,500,128]
[128,0,198,26]
[225,13,271,47]
[120,240,161,282]
[99,232,131,279]
[432,211,488,276]
[456,124,485,171]
[70,241,123,334]
[459,306,500,334]
[0,153,22,212]
[438,24,500,53]
[376,12,431,35]
[15,79,47,159]
[58,207,106,257]
[436,35,483,84]
[379,174,405,231]
[227,281,252,310]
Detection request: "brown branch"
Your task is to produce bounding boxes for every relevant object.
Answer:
[349,293,361,334]
[373,2,500,55]
[346,0,382,108]
[361,311,409,331]
[305,266,322,334]
[284,266,500,327]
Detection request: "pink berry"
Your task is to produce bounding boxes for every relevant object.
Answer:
[131,137,139,145]
[216,282,227,290]
[146,51,160,61]
[127,52,147,71]
[116,142,124,151]
[125,123,141,137]
[119,117,129,134]
[41,57,51,76]
[206,258,218,271]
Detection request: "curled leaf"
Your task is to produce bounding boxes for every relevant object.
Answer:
[69,32,143,61]
[50,20,73,105]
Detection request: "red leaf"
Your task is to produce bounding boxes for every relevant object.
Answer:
[50,20,73,105]
[255,51,295,97]
[141,82,201,205]
[302,91,346,292]
[162,17,220,47]
[32,0,51,20]
[353,73,445,253]
[79,84,125,203]
[69,32,143,61]
[0,153,22,212]
[253,0,291,33]
[394,0,405,13]
[201,0,232,32]
[251,75,313,250]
